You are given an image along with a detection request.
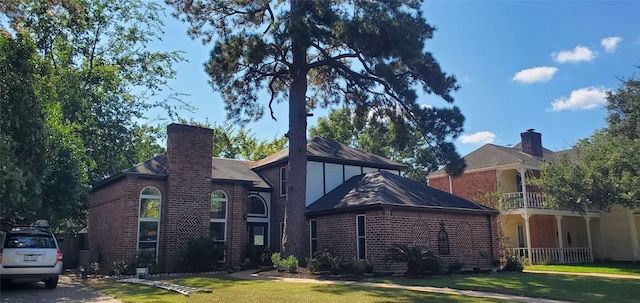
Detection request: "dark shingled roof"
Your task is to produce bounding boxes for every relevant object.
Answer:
[93,154,270,191]
[307,171,496,214]
[211,157,270,189]
[251,137,406,171]
[428,143,560,178]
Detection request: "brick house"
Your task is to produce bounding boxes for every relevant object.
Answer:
[89,123,499,272]
[427,129,640,263]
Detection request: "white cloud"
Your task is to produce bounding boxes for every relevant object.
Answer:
[552,46,595,63]
[550,86,608,111]
[460,131,496,144]
[512,66,558,84]
[601,36,622,53]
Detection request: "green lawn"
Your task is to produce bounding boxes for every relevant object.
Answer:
[366,271,640,303]
[88,276,508,303]
[89,262,640,303]
[525,261,640,276]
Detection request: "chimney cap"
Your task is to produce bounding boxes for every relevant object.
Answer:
[526,128,535,132]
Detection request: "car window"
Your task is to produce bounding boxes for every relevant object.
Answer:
[4,235,56,249]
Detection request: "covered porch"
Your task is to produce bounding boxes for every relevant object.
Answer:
[500,191,601,264]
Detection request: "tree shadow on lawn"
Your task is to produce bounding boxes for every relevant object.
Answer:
[369,272,640,303]
[308,283,506,303]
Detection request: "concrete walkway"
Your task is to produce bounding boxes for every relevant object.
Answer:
[229,269,574,303]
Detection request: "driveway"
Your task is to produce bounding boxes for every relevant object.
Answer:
[0,274,122,303]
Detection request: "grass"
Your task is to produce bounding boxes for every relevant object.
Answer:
[88,276,508,303]
[366,271,640,303]
[88,262,640,303]
[525,261,640,276]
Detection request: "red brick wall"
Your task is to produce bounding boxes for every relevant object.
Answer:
[314,209,500,272]
[450,170,498,202]
[210,183,248,268]
[89,178,167,267]
[163,124,214,270]
[530,215,557,247]
[428,177,450,193]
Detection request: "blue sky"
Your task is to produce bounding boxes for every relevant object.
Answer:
[151,1,640,157]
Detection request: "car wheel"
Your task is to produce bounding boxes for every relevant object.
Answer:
[45,276,58,289]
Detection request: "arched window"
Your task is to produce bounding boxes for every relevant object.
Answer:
[247,195,267,217]
[210,190,228,243]
[138,187,161,257]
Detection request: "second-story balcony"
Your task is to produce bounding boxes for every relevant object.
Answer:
[500,192,599,212]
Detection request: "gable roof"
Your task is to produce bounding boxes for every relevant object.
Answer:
[251,137,406,171]
[307,171,496,215]
[428,143,560,178]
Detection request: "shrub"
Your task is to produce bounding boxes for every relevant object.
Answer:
[386,243,441,276]
[503,255,524,272]
[181,237,225,272]
[271,253,298,273]
[305,257,319,273]
[348,258,374,274]
[110,260,131,276]
[447,260,464,273]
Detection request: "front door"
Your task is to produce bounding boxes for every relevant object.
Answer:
[247,222,268,248]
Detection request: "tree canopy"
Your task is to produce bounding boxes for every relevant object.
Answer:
[535,72,640,212]
[1,0,183,230]
[310,107,462,183]
[167,0,465,260]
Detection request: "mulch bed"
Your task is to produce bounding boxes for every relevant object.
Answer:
[255,267,393,281]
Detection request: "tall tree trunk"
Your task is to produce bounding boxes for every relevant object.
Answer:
[282,0,308,261]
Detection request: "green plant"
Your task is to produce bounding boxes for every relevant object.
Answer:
[282,255,299,273]
[503,255,524,272]
[305,257,319,273]
[181,237,225,272]
[271,252,283,271]
[491,259,501,268]
[386,243,441,276]
[110,260,131,276]
[447,260,464,272]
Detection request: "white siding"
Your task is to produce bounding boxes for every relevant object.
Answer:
[306,161,324,206]
[345,165,362,180]
[325,163,343,194]
[362,167,378,174]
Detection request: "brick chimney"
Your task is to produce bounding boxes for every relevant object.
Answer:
[520,129,543,157]
[163,123,213,269]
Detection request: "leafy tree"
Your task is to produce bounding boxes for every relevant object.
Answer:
[310,107,462,183]
[178,118,288,161]
[1,0,183,230]
[168,0,465,260]
[535,73,640,212]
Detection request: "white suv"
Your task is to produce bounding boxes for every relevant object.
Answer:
[0,226,63,289]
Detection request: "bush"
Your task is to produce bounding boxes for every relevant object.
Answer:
[305,257,319,273]
[109,260,131,276]
[271,253,298,273]
[181,237,225,272]
[386,244,441,276]
[447,260,464,273]
[503,255,524,272]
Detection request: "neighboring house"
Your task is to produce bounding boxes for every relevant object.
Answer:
[89,123,499,272]
[427,129,640,264]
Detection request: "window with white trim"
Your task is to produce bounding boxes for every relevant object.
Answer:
[356,215,366,259]
[210,190,228,244]
[310,219,317,258]
[138,187,161,258]
[247,195,267,217]
[280,167,287,196]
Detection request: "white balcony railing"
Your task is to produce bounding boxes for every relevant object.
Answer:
[506,247,593,264]
[500,192,599,212]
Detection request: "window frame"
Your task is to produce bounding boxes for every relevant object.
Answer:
[280,166,287,196]
[247,195,268,217]
[137,186,161,259]
[309,219,317,258]
[210,190,228,243]
[356,214,366,260]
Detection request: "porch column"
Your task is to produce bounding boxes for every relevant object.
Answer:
[521,213,532,262]
[627,209,640,261]
[584,216,593,262]
[520,166,528,209]
[555,215,564,263]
